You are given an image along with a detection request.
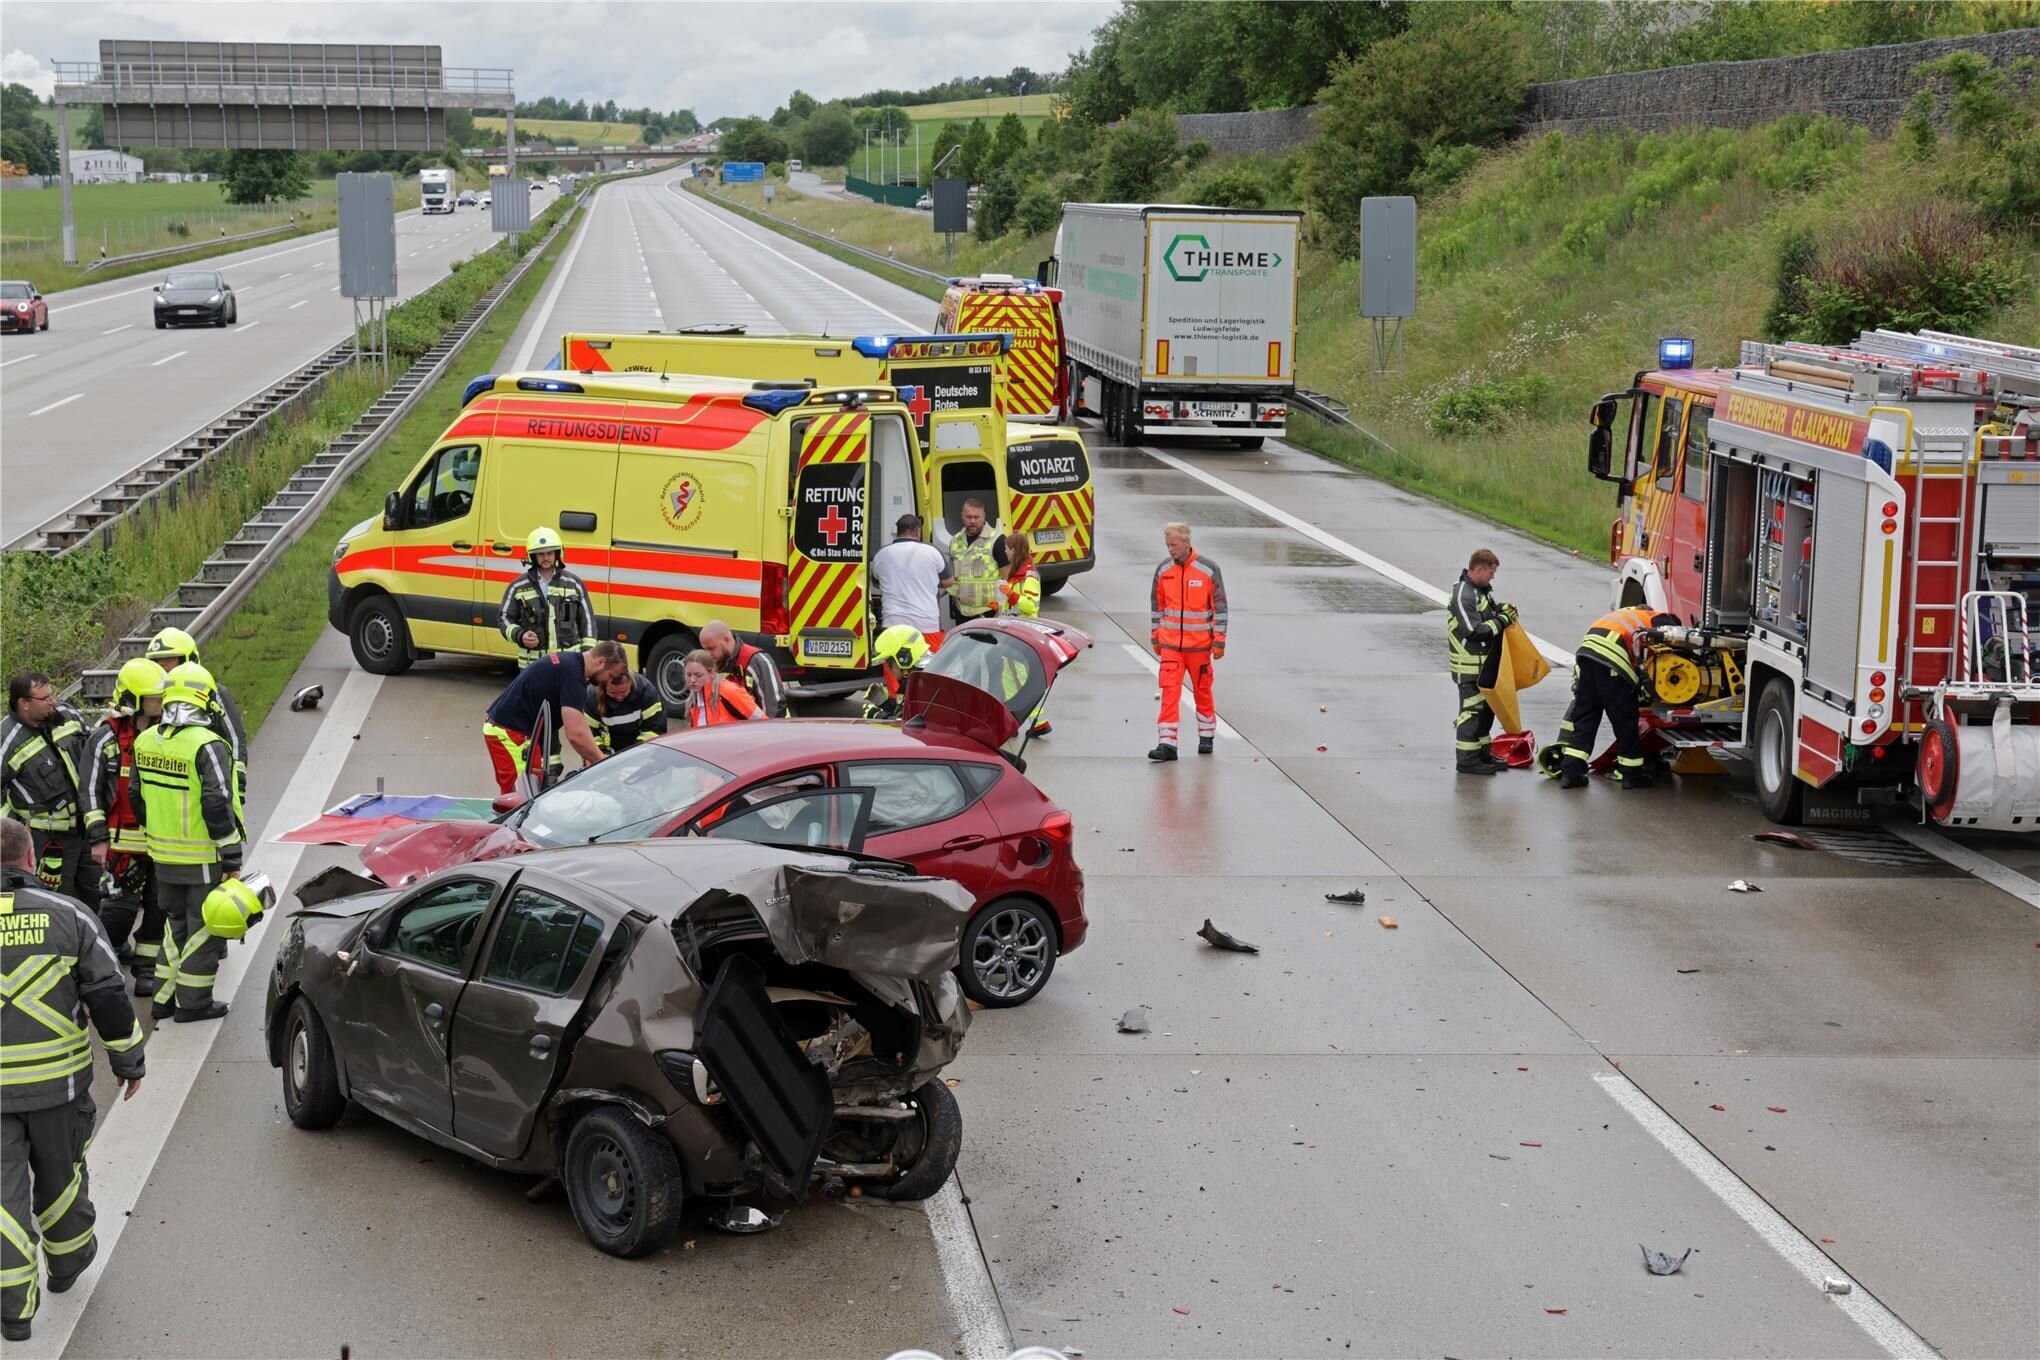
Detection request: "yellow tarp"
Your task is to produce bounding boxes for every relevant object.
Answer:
[1481,622,1551,734]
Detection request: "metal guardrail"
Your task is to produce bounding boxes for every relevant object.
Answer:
[83,222,295,272]
[67,195,583,705]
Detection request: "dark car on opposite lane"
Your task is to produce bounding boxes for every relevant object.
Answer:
[364,617,1092,1007]
[154,269,237,328]
[1,280,48,333]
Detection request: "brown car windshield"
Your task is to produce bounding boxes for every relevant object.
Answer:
[517,744,735,847]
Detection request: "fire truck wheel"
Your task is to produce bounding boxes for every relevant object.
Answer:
[1752,680,1805,825]
[1917,719,1960,823]
[348,596,415,676]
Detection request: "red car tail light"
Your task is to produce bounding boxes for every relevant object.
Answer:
[1039,810,1073,845]
[759,561,789,637]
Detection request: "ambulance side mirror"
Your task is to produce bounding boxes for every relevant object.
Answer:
[383,490,402,531]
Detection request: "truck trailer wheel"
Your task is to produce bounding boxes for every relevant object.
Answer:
[348,596,414,676]
[1101,381,1121,442]
[1234,436,1265,451]
[1752,680,1805,824]
[1120,390,1144,447]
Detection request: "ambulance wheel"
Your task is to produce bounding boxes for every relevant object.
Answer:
[644,632,699,713]
[1040,575,1067,599]
[1917,718,1960,823]
[349,596,414,676]
[1752,680,1804,825]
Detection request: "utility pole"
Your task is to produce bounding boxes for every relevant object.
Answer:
[505,100,518,252]
[55,88,77,264]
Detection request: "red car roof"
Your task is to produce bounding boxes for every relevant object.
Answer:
[644,716,1001,768]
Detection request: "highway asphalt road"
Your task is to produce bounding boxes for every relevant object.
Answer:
[0,201,518,543]
[35,168,2039,1359]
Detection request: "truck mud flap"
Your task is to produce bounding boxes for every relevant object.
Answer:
[697,953,833,1192]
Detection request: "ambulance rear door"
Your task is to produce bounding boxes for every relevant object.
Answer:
[786,407,874,671]
[957,289,1061,420]
[478,393,623,658]
[1004,427,1094,576]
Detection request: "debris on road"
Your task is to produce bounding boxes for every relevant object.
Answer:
[1197,919,1260,954]
[1118,1006,1152,1034]
[1752,830,1818,850]
[1324,889,1366,904]
[1677,967,1701,974]
[1710,1104,1726,1111]
[1172,1306,1191,1315]
[1727,879,1763,893]
[1641,1246,1693,1276]
[1544,1307,1568,1315]
[1824,1278,1853,1295]
[289,684,324,712]
[1519,1141,1542,1147]
[1767,1106,1788,1113]
[1377,917,1399,929]
[1489,1153,1511,1161]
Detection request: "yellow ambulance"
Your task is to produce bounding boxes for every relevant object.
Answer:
[329,372,920,704]
[933,274,1069,422]
[558,330,1095,588]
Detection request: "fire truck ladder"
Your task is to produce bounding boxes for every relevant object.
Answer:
[1899,423,1976,706]
[1852,330,2040,406]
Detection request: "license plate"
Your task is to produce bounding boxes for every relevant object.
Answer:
[1032,527,1067,545]
[1185,401,1249,421]
[180,309,198,316]
[800,636,855,661]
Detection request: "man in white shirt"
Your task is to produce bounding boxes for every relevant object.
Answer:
[870,513,955,645]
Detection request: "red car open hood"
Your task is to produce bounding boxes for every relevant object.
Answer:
[901,616,1091,751]
[360,819,535,886]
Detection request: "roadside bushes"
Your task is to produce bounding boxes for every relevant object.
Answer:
[1426,374,1555,438]
[1763,198,2029,344]
[1901,49,2040,231]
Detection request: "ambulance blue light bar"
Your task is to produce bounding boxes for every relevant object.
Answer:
[461,375,497,407]
[851,332,1013,359]
[1659,337,1696,370]
[517,378,584,394]
[743,389,810,414]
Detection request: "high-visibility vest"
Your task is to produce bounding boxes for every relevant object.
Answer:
[1578,606,1664,682]
[999,566,1041,618]
[133,724,234,867]
[1151,552,1228,654]
[950,528,1004,616]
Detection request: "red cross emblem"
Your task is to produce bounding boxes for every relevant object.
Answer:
[904,386,931,422]
[817,504,851,545]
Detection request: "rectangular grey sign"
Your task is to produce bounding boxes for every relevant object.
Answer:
[1359,196,1416,319]
[337,172,396,298]
[491,176,531,233]
[932,177,968,235]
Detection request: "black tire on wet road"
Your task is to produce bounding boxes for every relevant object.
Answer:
[958,897,1057,1007]
[562,1106,685,1258]
[868,1080,961,1202]
[348,596,414,676]
[1754,678,1806,824]
[282,995,347,1130]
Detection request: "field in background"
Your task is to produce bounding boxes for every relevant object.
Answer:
[474,116,642,145]
[29,105,97,142]
[900,93,1056,121]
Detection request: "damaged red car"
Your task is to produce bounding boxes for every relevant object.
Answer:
[266,839,974,1257]
[364,617,1091,1007]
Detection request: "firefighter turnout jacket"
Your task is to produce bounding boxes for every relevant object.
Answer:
[499,565,597,667]
[0,868,145,1110]
[1578,607,1675,684]
[584,673,666,753]
[1151,553,1228,655]
[0,707,89,837]
[1447,572,1513,676]
[132,712,244,882]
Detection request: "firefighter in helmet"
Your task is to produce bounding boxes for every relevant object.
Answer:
[499,527,597,669]
[861,625,930,721]
[83,660,170,995]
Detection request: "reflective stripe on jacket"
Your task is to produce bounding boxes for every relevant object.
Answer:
[83,717,149,853]
[686,679,758,728]
[1151,552,1228,654]
[728,642,788,719]
[1578,606,1670,683]
[0,708,88,833]
[584,673,666,753]
[132,719,244,872]
[999,566,1041,618]
[0,870,145,1113]
[949,526,1005,617]
[499,566,597,666]
[1447,573,1505,676]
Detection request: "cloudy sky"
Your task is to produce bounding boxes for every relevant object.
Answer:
[2,1,1115,119]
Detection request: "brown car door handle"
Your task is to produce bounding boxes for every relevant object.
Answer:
[941,835,985,851]
[424,1002,445,1022]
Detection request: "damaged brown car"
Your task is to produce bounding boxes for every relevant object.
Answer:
[264,836,972,1256]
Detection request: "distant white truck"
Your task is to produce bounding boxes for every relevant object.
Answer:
[420,167,453,214]
[1041,203,1301,448]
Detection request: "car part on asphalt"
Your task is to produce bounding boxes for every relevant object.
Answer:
[1196,919,1259,954]
[1117,1005,1150,1034]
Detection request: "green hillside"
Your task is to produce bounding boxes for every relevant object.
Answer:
[474,116,642,145]
[900,93,1056,122]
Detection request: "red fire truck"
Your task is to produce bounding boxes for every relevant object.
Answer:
[1586,331,2039,829]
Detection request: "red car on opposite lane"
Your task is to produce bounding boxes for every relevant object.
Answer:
[1,280,48,333]
[363,618,1091,1006]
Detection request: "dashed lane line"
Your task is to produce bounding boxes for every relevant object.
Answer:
[28,392,82,415]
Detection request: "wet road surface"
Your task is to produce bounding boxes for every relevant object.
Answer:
[40,168,2038,1359]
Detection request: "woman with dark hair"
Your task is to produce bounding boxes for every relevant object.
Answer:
[996,533,1041,618]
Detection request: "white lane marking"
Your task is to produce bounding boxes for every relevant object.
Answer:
[149,350,187,367]
[101,324,133,336]
[510,187,599,371]
[329,285,339,292]
[1135,444,1575,669]
[46,211,419,312]
[239,321,262,332]
[1594,1073,1934,1358]
[29,392,83,415]
[664,180,917,328]
[278,272,292,279]
[1884,821,2040,909]
[0,351,38,368]
[289,299,309,309]
[925,1176,1013,1360]
[15,670,386,1360]
[1118,642,1241,741]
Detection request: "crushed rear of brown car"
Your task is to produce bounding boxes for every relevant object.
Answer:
[264,838,972,1256]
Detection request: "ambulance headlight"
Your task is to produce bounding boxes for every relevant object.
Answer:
[333,539,350,564]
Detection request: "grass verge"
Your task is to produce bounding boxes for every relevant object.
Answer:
[201,203,583,736]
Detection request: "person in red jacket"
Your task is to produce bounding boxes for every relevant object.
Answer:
[1148,522,1227,761]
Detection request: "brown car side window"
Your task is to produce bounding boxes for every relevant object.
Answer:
[483,886,603,995]
[383,879,496,973]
